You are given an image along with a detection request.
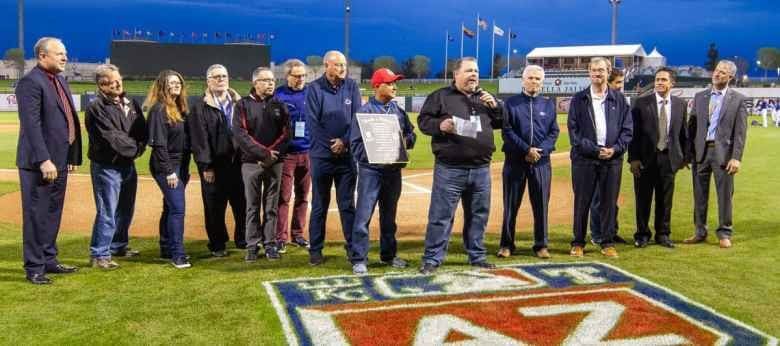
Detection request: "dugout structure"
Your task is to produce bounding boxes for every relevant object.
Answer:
[110,40,270,80]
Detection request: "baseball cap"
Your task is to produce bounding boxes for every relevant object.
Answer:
[371,68,404,88]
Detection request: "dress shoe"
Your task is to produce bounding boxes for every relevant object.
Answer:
[46,264,79,274]
[570,246,584,257]
[535,248,551,259]
[471,261,497,269]
[683,235,707,244]
[309,252,325,266]
[613,235,628,244]
[245,249,259,262]
[600,247,619,258]
[719,238,732,248]
[656,237,675,248]
[634,238,649,248]
[211,249,229,258]
[26,273,52,285]
[419,262,438,275]
[496,247,511,258]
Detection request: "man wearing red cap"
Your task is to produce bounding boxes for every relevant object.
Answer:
[348,68,416,275]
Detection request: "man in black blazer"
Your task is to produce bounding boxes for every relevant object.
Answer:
[628,67,688,248]
[684,60,747,249]
[567,57,633,258]
[15,37,82,284]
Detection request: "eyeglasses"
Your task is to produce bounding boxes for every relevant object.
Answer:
[208,74,228,80]
[255,78,274,83]
[289,74,306,79]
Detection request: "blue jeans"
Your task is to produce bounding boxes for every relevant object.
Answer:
[153,166,189,260]
[308,156,356,255]
[422,163,490,266]
[89,162,138,259]
[350,164,402,264]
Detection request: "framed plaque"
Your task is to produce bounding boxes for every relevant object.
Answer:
[355,113,409,164]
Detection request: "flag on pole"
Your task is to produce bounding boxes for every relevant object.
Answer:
[448,33,455,42]
[463,25,475,38]
[493,25,504,37]
[510,32,518,39]
[478,17,489,30]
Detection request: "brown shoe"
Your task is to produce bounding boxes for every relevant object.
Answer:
[535,248,551,259]
[719,238,732,248]
[683,235,707,244]
[496,248,511,258]
[570,246,584,257]
[601,247,619,258]
[90,258,119,270]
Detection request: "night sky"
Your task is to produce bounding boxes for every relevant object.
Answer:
[1,0,778,77]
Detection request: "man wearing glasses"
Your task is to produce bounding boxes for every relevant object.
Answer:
[233,67,290,261]
[273,59,311,254]
[189,64,247,257]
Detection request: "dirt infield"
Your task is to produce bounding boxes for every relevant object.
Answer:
[0,153,595,241]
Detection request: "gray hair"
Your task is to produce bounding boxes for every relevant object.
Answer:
[94,63,119,84]
[283,59,306,76]
[323,50,345,64]
[717,60,738,77]
[206,64,228,78]
[522,64,545,80]
[251,67,273,82]
[34,37,64,58]
[589,56,612,71]
[454,57,478,73]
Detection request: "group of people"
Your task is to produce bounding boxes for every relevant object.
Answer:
[754,98,780,127]
[16,36,747,285]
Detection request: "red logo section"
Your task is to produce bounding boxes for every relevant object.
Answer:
[298,287,725,345]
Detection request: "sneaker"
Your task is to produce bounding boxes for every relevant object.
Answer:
[113,248,140,257]
[161,253,191,261]
[352,262,368,275]
[245,248,259,262]
[211,249,229,258]
[265,246,281,260]
[309,252,324,266]
[380,257,408,268]
[91,258,120,270]
[496,247,511,258]
[291,238,310,249]
[535,248,551,259]
[613,235,628,244]
[601,247,619,258]
[570,246,585,257]
[171,257,192,269]
[277,242,287,254]
[471,261,497,269]
[419,262,438,275]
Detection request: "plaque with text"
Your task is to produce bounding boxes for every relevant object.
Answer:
[355,113,409,164]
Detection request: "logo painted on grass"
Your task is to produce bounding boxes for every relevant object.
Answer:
[264,262,777,345]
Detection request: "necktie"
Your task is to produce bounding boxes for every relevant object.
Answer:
[52,76,76,144]
[657,99,668,151]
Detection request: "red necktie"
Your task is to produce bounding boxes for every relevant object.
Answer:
[51,75,76,144]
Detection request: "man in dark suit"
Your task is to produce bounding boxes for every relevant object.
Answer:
[685,60,747,249]
[628,67,688,248]
[567,57,633,259]
[16,37,82,284]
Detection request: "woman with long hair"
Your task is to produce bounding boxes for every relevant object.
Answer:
[144,70,192,268]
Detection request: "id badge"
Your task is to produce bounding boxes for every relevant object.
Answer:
[295,121,305,138]
[470,115,482,132]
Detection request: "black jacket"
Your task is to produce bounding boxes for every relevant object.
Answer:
[189,89,241,170]
[417,84,503,167]
[233,91,290,163]
[147,103,190,175]
[567,87,633,165]
[85,93,147,166]
[628,93,689,171]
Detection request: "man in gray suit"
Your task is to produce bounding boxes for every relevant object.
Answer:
[684,60,747,249]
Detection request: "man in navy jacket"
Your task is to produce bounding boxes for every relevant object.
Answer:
[499,65,559,259]
[567,57,632,259]
[305,50,361,266]
[16,37,83,284]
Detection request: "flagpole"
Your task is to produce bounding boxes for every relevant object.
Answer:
[445,30,449,82]
[460,22,464,58]
[506,28,511,77]
[491,20,496,79]
[475,13,480,74]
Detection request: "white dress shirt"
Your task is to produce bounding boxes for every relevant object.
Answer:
[655,93,671,137]
[591,88,607,146]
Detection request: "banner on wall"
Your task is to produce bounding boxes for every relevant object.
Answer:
[1,93,81,112]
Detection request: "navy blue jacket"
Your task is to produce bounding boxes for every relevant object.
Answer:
[305,75,361,159]
[350,97,416,168]
[502,92,559,165]
[15,66,82,171]
[567,87,633,165]
[274,85,311,153]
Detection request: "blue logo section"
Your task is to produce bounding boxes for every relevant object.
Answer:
[265,262,777,346]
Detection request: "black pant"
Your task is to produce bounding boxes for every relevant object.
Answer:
[571,162,622,248]
[500,161,552,252]
[199,161,246,251]
[633,151,676,241]
[20,169,68,275]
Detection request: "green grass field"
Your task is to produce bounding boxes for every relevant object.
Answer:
[0,113,777,343]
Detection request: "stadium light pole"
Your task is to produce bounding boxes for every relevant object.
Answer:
[344,0,351,64]
[18,0,24,57]
[609,0,621,45]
